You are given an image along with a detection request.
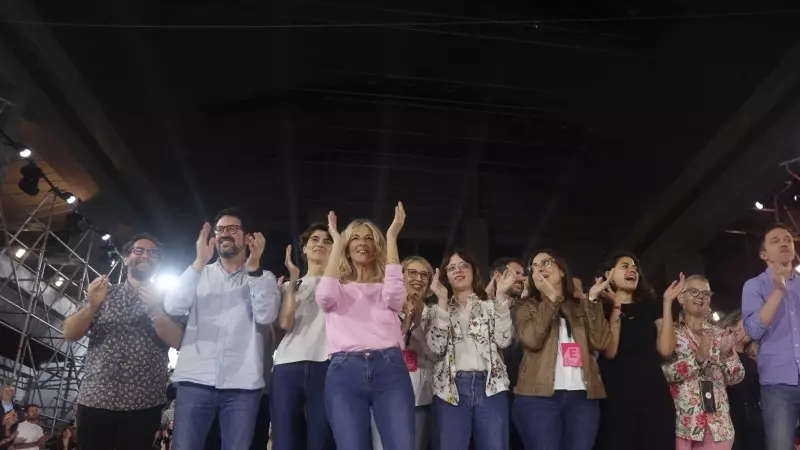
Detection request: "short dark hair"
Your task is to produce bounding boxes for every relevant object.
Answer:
[299,222,331,261]
[122,233,162,257]
[760,223,791,253]
[25,404,39,412]
[599,250,656,302]
[214,207,254,233]
[490,257,525,275]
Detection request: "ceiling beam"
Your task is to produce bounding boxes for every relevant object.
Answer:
[620,40,800,256]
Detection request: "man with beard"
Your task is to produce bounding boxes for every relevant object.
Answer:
[487,258,526,450]
[742,223,800,450]
[64,233,184,450]
[164,208,281,450]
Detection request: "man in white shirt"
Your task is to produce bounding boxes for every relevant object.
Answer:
[270,222,334,450]
[165,208,281,450]
[12,404,44,449]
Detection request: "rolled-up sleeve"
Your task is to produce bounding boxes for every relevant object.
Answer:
[742,279,768,340]
[316,276,342,312]
[381,264,407,312]
[249,271,281,325]
[164,265,203,316]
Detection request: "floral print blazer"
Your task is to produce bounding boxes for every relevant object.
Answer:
[662,319,744,443]
[426,294,513,405]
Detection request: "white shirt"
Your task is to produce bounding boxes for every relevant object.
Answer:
[15,421,43,443]
[553,318,586,391]
[164,261,281,390]
[453,300,489,372]
[274,277,329,365]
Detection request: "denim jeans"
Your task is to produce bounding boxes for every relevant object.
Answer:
[325,347,415,450]
[370,405,431,450]
[433,371,509,450]
[172,382,262,450]
[271,361,334,450]
[513,390,599,450]
[761,384,800,450]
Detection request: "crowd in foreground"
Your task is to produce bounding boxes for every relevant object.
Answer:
[5,203,792,450]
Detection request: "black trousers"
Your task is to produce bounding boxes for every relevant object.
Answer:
[76,403,163,450]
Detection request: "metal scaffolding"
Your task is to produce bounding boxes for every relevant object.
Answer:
[0,187,118,432]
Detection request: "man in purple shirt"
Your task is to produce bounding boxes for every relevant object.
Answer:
[742,223,799,450]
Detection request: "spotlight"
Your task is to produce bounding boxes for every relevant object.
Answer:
[18,148,31,158]
[755,201,764,210]
[99,241,117,266]
[18,161,43,197]
[54,277,64,287]
[795,264,800,273]
[14,248,26,258]
[711,312,720,322]
[101,233,111,241]
[62,191,76,204]
[155,274,180,292]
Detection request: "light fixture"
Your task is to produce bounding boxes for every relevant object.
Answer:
[54,277,64,287]
[155,274,180,292]
[711,312,720,322]
[18,160,43,197]
[755,201,764,210]
[795,195,798,202]
[101,233,111,241]
[18,148,31,158]
[795,264,800,273]
[63,192,76,204]
[14,248,26,258]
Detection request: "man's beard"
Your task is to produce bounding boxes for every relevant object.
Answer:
[507,283,523,298]
[217,239,243,259]
[129,259,155,281]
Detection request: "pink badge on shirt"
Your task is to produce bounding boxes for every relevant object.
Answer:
[561,343,583,367]
[402,349,419,372]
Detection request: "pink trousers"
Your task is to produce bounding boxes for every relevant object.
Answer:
[676,432,733,450]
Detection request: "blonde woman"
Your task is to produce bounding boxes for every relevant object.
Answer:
[427,249,515,450]
[316,203,414,450]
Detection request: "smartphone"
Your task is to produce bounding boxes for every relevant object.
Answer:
[700,380,717,413]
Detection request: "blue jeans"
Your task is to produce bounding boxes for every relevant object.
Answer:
[433,371,509,450]
[761,384,800,450]
[325,348,415,450]
[271,361,334,450]
[513,390,599,450]
[172,382,262,450]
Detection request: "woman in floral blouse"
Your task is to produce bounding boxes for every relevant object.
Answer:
[426,249,515,450]
[662,275,744,450]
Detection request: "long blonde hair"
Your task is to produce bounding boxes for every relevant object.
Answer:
[337,219,387,283]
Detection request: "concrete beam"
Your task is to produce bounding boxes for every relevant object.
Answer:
[0,0,173,232]
[621,41,800,254]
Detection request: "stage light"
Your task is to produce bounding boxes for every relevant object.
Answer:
[63,192,76,204]
[155,273,180,292]
[18,148,31,158]
[755,201,764,210]
[54,277,64,287]
[18,161,43,197]
[795,264,800,273]
[14,248,26,258]
[101,233,111,241]
[711,312,720,322]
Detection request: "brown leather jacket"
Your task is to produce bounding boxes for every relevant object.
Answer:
[514,296,611,399]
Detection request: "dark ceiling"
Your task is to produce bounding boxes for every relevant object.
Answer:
[7,0,800,313]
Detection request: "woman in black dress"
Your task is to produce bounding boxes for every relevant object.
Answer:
[594,251,683,450]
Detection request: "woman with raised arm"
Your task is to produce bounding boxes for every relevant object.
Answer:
[316,203,414,450]
[594,251,684,450]
[271,222,335,450]
[426,249,515,450]
[513,250,611,450]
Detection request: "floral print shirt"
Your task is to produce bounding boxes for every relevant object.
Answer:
[426,294,512,405]
[662,319,744,442]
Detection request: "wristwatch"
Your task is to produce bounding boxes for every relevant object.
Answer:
[248,269,263,278]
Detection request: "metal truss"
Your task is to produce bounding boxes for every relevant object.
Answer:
[0,187,118,433]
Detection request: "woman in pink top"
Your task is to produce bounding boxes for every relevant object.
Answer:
[315,202,414,450]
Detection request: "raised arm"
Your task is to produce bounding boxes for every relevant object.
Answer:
[656,273,685,359]
[744,268,787,340]
[426,269,451,356]
[492,267,516,349]
[583,299,611,352]
[516,298,559,351]
[382,265,407,312]
[165,223,216,315]
[63,275,108,341]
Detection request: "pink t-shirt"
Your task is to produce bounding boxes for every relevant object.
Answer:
[316,264,407,355]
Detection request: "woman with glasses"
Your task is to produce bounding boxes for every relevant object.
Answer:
[512,250,612,450]
[426,249,516,450]
[316,203,414,450]
[371,256,438,450]
[594,251,684,450]
[663,275,744,449]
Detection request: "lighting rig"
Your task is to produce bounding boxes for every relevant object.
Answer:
[0,129,121,266]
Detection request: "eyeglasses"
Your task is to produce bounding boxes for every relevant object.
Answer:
[130,247,161,258]
[530,259,554,270]
[685,288,714,299]
[214,225,243,235]
[445,262,471,273]
[405,269,431,281]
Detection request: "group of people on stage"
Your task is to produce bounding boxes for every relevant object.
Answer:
[52,201,800,450]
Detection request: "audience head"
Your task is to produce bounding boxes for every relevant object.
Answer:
[527,249,577,301]
[676,275,712,319]
[601,251,656,301]
[402,256,433,301]
[439,249,487,300]
[338,219,386,282]
[759,223,795,266]
[299,222,333,265]
[490,258,525,298]
[122,233,162,282]
[213,207,254,260]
